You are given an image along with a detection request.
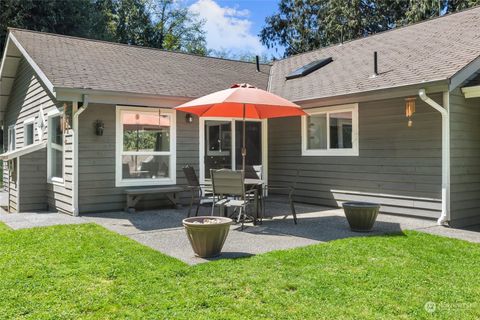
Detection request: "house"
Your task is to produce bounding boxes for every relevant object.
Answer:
[1,7,480,227]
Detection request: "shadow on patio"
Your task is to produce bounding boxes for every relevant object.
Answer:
[79,200,428,264]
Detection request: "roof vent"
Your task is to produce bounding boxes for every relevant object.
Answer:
[286,57,333,80]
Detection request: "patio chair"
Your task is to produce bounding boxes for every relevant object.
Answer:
[183,165,212,217]
[210,169,257,230]
[263,169,299,224]
[244,165,265,220]
[245,166,261,179]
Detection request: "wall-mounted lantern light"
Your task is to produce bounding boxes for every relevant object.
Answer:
[405,97,416,127]
[185,113,194,124]
[94,120,104,136]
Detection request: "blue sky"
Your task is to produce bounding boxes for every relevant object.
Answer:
[186,0,283,57]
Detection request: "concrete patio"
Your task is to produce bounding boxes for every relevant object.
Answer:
[2,195,480,264]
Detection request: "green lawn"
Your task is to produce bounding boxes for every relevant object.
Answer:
[0,223,479,319]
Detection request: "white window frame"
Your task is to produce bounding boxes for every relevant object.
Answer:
[47,110,65,185]
[115,106,176,187]
[7,125,15,151]
[23,117,35,146]
[205,121,231,156]
[198,117,268,186]
[301,103,359,156]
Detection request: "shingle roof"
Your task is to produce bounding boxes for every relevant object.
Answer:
[10,29,271,98]
[269,6,480,102]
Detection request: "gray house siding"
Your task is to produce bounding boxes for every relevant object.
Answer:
[4,159,18,212]
[18,148,47,211]
[78,104,198,213]
[268,95,443,218]
[2,58,72,213]
[449,89,480,227]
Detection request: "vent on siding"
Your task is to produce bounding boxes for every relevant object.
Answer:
[286,57,333,80]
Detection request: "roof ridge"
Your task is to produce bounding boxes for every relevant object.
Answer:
[7,27,272,66]
[274,4,480,62]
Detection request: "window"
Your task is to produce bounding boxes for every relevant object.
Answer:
[7,125,15,151]
[48,113,64,182]
[286,57,333,80]
[206,121,231,156]
[301,104,358,156]
[24,118,35,146]
[116,106,176,187]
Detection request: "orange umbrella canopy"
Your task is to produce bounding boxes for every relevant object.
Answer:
[175,83,306,119]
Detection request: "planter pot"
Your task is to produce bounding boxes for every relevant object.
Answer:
[342,202,380,232]
[183,216,232,258]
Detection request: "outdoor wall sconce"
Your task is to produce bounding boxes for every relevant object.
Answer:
[405,97,416,127]
[185,113,194,124]
[94,120,104,136]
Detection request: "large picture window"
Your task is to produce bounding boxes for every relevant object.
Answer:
[116,106,176,186]
[48,112,64,183]
[301,104,359,156]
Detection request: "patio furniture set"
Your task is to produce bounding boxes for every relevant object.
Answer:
[183,165,298,229]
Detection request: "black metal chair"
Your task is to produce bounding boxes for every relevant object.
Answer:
[210,169,257,230]
[263,169,299,224]
[183,165,212,217]
[244,165,265,222]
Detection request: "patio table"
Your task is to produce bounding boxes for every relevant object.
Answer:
[244,179,264,222]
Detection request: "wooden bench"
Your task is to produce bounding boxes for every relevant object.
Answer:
[125,186,185,213]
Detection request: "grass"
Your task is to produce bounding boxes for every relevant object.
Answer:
[0,223,479,319]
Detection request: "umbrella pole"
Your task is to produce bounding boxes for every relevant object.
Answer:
[242,103,246,172]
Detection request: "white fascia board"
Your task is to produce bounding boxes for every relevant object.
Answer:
[0,141,46,161]
[449,55,480,92]
[55,87,192,108]
[7,33,55,97]
[461,85,480,98]
[0,36,13,78]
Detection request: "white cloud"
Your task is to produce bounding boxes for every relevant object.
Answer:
[189,0,264,54]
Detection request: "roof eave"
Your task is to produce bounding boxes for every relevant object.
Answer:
[54,87,195,108]
[462,85,480,98]
[7,31,55,96]
[294,80,449,108]
[449,54,480,91]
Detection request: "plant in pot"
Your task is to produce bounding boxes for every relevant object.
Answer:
[182,216,232,258]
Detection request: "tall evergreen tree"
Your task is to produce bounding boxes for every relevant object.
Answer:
[260,0,480,57]
[0,0,207,55]
[0,0,97,50]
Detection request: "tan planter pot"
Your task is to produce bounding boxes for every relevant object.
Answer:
[183,216,232,258]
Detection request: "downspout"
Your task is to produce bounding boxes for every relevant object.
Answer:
[72,94,89,216]
[418,89,450,226]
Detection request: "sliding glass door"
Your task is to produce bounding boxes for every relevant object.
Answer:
[202,119,265,181]
[235,121,262,171]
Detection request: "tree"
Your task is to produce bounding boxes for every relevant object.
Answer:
[260,0,480,58]
[1,0,207,55]
[148,0,207,54]
[209,49,271,64]
[0,0,98,50]
[115,0,155,46]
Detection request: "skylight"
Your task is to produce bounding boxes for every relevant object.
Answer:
[286,57,333,80]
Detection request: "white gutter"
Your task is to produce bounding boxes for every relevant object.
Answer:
[418,89,450,226]
[72,95,89,216]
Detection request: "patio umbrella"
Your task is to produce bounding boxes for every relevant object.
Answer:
[175,83,307,171]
